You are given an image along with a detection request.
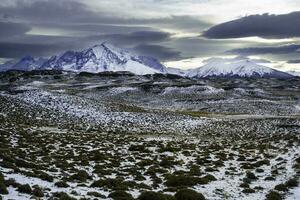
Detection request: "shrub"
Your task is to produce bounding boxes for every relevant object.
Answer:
[109,191,134,200]
[159,157,178,168]
[253,159,270,167]
[240,183,249,188]
[202,174,217,181]
[242,188,255,194]
[175,189,206,200]
[91,151,107,161]
[274,184,288,192]
[264,176,275,181]
[138,159,155,167]
[285,178,298,188]
[0,182,8,194]
[37,171,54,182]
[91,178,128,190]
[32,187,44,197]
[266,191,282,200]
[0,172,8,194]
[128,145,146,152]
[69,170,90,182]
[246,172,257,180]
[254,186,264,190]
[17,184,32,194]
[55,181,70,188]
[188,165,202,176]
[4,178,20,188]
[165,175,200,187]
[87,191,106,198]
[158,144,179,153]
[138,191,175,200]
[0,172,4,182]
[15,159,36,168]
[53,192,76,200]
[255,168,264,173]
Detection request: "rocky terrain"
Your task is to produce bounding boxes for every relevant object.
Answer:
[0,70,299,200]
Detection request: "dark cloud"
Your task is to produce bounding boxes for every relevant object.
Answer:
[127,15,212,32]
[203,12,300,39]
[46,23,155,35]
[133,44,182,61]
[168,36,258,58]
[0,1,210,31]
[0,30,176,60]
[88,31,172,46]
[0,0,213,61]
[0,0,100,23]
[0,21,31,38]
[2,0,298,65]
[0,42,66,58]
[227,44,300,55]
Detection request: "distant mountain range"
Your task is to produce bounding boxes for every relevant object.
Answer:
[0,43,167,75]
[0,43,295,78]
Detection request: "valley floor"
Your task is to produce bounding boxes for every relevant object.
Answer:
[0,71,299,199]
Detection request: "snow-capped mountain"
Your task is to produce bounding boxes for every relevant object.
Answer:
[0,43,168,75]
[186,57,293,78]
[13,56,47,71]
[0,45,294,78]
[40,43,167,75]
[0,56,47,72]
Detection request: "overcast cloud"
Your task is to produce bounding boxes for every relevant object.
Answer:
[0,0,300,71]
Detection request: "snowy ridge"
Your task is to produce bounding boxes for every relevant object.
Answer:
[0,43,168,75]
[0,45,294,78]
[186,57,293,78]
[41,43,168,75]
[0,56,47,72]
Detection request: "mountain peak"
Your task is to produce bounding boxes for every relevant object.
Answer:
[6,43,167,75]
[20,55,35,62]
[186,57,293,78]
[92,42,124,53]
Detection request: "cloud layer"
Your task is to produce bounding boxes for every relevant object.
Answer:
[0,0,300,71]
[203,12,300,39]
[228,44,300,55]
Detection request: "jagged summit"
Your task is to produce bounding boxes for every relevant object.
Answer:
[0,43,168,75]
[40,42,168,75]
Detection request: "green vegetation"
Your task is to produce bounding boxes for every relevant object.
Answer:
[175,189,206,200]
[138,191,175,200]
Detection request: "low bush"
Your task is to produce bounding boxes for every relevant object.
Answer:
[69,170,90,182]
[266,191,282,200]
[138,191,175,200]
[242,188,255,194]
[55,181,70,188]
[285,178,298,188]
[246,171,257,180]
[17,184,32,194]
[53,192,76,200]
[175,189,206,200]
[109,191,134,200]
[32,187,44,197]
[274,184,288,192]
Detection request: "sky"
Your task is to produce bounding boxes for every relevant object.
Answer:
[0,0,300,71]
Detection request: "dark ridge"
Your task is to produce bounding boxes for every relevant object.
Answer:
[77,71,136,77]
